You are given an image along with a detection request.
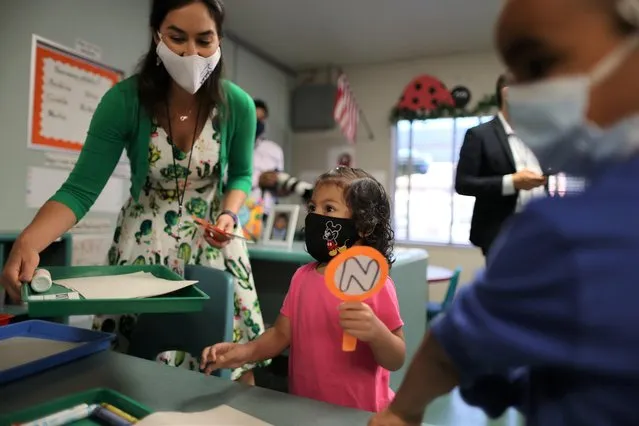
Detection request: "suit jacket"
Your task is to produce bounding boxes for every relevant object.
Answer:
[455,117,518,253]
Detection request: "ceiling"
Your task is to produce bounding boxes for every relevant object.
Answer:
[223,0,503,70]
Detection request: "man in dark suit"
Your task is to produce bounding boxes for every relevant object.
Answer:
[455,74,547,256]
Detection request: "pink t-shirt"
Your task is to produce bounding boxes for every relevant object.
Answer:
[280,262,404,412]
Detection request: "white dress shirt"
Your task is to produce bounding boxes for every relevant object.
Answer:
[498,112,546,211]
[251,137,284,214]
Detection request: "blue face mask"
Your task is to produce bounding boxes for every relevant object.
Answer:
[507,36,639,177]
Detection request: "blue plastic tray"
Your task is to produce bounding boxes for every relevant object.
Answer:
[0,320,114,385]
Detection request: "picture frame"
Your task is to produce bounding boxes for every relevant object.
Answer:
[262,204,300,248]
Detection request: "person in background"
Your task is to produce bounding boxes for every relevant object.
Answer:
[201,167,405,412]
[252,99,284,219]
[370,0,639,424]
[252,100,314,212]
[0,0,268,385]
[455,73,547,257]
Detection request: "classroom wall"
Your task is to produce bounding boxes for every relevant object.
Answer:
[0,1,292,242]
[291,50,504,299]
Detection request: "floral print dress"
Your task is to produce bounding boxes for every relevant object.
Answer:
[93,115,269,380]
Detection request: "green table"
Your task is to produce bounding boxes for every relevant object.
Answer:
[0,351,522,426]
[0,351,375,425]
[248,242,428,391]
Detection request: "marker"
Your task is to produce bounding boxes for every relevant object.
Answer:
[92,406,133,426]
[29,292,81,301]
[100,403,139,423]
[15,403,95,426]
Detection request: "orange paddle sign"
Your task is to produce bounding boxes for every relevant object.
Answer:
[325,246,389,352]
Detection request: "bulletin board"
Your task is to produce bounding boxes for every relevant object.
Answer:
[28,35,124,152]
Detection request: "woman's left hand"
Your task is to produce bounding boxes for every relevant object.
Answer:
[204,213,235,248]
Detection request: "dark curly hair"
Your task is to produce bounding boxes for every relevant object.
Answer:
[314,167,395,266]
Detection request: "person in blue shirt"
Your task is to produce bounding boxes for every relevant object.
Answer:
[370,0,639,425]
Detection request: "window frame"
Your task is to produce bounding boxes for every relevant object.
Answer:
[391,116,491,246]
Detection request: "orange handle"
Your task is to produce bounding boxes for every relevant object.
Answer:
[342,332,357,352]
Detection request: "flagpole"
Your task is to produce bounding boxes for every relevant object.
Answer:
[358,108,375,141]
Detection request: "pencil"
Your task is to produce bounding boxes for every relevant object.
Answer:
[100,403,139,423]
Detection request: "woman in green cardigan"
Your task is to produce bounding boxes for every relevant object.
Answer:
[0,0,268,383]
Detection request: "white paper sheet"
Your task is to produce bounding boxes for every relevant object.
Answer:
[26,166,127,214]
[136,405,273,426]
[54,272,198,300]
[71,234,111,266]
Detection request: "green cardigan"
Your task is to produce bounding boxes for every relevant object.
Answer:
[50,76,256,221]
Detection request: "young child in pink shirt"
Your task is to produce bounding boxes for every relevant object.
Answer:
[200,167,405,412]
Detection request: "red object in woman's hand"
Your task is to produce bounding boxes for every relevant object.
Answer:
[193,216,247,242]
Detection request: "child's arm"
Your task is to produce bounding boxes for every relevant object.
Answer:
[245,314,291,361]
[369,325,405,371]
[200,314,291,373]
[339,277,406,371]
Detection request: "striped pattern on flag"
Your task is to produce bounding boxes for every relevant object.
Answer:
[333,73,359,144]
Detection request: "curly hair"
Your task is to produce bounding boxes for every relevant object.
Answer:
[314,167,395,266]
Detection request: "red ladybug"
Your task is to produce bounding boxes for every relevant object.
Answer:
[396,75,454,113]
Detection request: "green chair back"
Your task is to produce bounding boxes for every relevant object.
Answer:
[128,265,235,379]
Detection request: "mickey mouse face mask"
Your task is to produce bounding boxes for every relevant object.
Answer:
[304,213,359,263]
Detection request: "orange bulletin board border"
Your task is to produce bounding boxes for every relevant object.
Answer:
[28,35,124,152]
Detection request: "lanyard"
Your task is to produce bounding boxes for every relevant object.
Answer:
[165,101,202,218]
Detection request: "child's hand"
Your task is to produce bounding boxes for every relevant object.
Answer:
[199,342,252,374]
[338,302,384,343]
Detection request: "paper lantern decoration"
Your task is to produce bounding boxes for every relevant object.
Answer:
[396,75,455,113]
[325,246,389,352]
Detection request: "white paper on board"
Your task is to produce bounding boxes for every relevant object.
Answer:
[54,272,198,300]
[44,152,130,176]
[136,405,273,426]
[26,166,127,214]
[71,234,111,266]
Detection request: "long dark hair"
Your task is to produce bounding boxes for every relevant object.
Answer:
[314,167,395,266]
[137,0,226,118]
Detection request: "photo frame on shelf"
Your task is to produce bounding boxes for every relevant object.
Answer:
[262,204,300,248]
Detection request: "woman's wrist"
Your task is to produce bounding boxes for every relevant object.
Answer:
[217,210,238,227]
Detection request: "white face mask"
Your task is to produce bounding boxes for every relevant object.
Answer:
[156,35,221,94]
[506,36,639,176]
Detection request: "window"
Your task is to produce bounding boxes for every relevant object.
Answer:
[393,116,491,245]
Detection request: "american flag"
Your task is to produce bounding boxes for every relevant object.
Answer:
[333,73,359,144]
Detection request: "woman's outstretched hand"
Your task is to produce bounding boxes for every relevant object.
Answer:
[0,240,40,302]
